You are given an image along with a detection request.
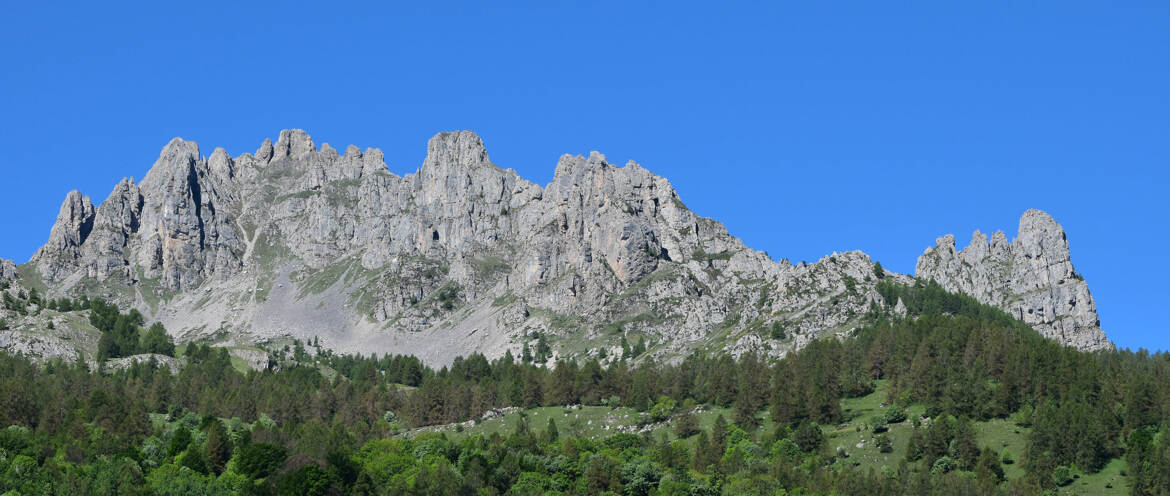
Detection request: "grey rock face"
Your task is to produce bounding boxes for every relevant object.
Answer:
[0,331,81,362]
[22,130,1105,365]
[105,354,183,374]
[916,209,1111,351]
[32,190,96,282]
[0,258,15,282]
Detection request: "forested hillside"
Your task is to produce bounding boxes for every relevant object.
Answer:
[0,280,1167,495]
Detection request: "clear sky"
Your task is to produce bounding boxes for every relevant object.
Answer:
[2,2,1166,351]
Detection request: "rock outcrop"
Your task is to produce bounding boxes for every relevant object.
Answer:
[0,258,15,283]
[916,209,1111,351]
[22,130,911,364]
[18,130,1110,364]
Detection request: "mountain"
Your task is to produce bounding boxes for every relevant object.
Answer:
[915,210,1111,351]
[1,130,1111,365]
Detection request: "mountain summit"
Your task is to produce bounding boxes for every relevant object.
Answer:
[6,130,1111,364]
[916,210,1110,350]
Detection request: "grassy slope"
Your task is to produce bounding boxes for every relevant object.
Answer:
[413,379,1129,493]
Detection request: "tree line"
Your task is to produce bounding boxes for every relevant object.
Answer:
[0,277,1167,494]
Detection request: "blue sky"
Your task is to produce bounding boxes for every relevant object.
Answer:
[2,2,1166,351]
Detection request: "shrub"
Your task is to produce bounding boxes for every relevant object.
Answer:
[930,456,954,475]
[1000,449,1014,465]
[1052,465,1073,487]
[882,407,908,424]
[235,442,287,479]
[769,322,786,340]
[793,422,824,453]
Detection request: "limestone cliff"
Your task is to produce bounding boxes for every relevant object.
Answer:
[19,131,1111,364]
[24,130,902,364]
[916,209,1111,351]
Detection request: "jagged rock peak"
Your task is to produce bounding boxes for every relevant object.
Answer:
[0,258,16,282]
[255,138,274,163]
[140,138,201,189]
[273,129,316,160]
[31,191,96,277]
[916,209,1111,351]
[208,147,234,179]
[422,130,492,173]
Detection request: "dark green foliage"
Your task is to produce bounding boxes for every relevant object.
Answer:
[0,279,1167,494]
[873,261,885,279]
[142,322,176,356]
[976,447,1005,482]
[168,427,192,457]
[91,298,177,360]
[236,442,288,479]
[276,464,337,496]
[544,417,558,442]
[27,288,41,307]
[435,285,458,311]
[178,445,210,474]
[204,420,232,474]
[793,421,824,453]
[769,321,786,340]
[3,291,27,315]
[629,335,647,358]
[673,410,699,438]
[530,332,551,363]
[1129,426,1170,494]
[1051,465,1074,486]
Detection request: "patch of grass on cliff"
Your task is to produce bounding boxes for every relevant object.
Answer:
[14,264,48,293]
[601,311,669,335]
[471,256,511,278]
[274,189,320,203]
[324,179,362,208]
[491,292,517,307]
[617,266,677,300]
[298,259,358,298]
[528,306,580,330]
[250,231,293,269]
[692,247,734,263]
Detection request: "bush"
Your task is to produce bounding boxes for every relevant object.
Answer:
[649,396,676,422]
[1000,449,1014,465]
[876,434,893,453]
[276,465,336,496]
[1052,465,1073,487]
[930,456,954,475]
[142,322,176,356]
[793,422,824,453]
[673,411,699,438]
[235,442,287,479]
[769,322,786,340]
[168,428,192,457]
[882,407,907,424]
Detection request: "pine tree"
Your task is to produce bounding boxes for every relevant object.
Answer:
[632,336,646,357]
[142,322,175,356]
[205,420,232,475]
[711,414,729,453]
[545,418,559,442]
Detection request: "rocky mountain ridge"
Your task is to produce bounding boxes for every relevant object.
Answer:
[915,210,1111,351]
[2,130,1112,364]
